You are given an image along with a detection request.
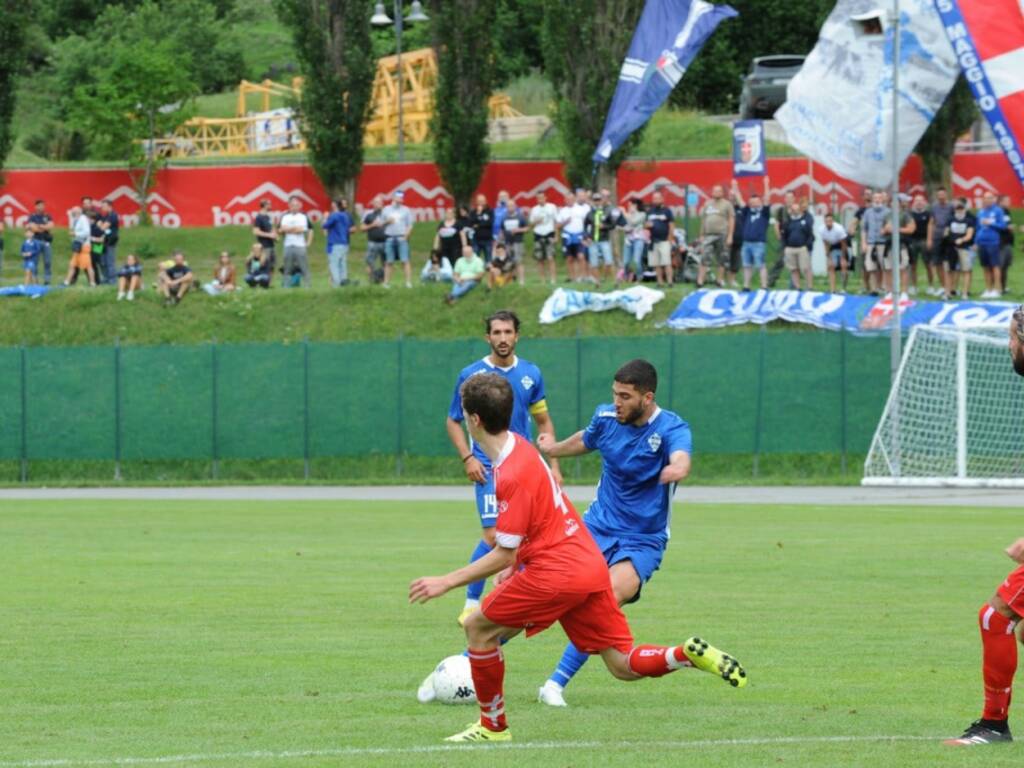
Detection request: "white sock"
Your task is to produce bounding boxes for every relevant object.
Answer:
[463,598,480,611]
[666,646,692,670]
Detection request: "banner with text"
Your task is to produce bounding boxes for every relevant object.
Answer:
[539,286,665,324]
[666,289,1019,334]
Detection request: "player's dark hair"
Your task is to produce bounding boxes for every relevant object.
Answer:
[460,373,513,434]
[614,359,658,394]
[485,309,521,334]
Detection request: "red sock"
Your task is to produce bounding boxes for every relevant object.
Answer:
[627,644,693,677]
[467,647,507,732]
[979,604,1018,721]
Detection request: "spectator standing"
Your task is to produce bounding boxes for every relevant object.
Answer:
[279,195,313,287]
[557,191,589,282]
[116,253,142,301]
[848,188,873,294]
[999,194,1015,295]
[361,194,388,283]
[252,199,278,283]
[203,252,237,295]
[976,191,1007,299]
[26,199,54,285]
[622,198,647,283]
[944,201,976,299]
[500,200,528,285]
[63,206,96,287]
[469,194,494,263]
[81,196,94,216]
[732,179,771,292]
[529,192,558,285]
[860,192,890,296]
[492,190,511,243]
[99,199,119,285]
[819,213,849,294]
[697,184,734,289]
[907,194,932,296]
[780,201,815,290]
[445,244,486,305]
[644,191,674,287]
[160,251,194,305]
[421,249,454,283]
[20,229,41,285]
[323,198,355,287]
[434,208,466,271]
[766,191,795,288]
[244,243,272,289]
[879,195,914,296]
[927,188,954,296]
[89,211,109,284]
[383,190,414,288]
[585,192,622,284]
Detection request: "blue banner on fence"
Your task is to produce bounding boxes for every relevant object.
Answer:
[732,120,766,177]
[593,0,737,163]
[665,289,1020,334]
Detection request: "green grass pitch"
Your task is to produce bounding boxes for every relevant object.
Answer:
[2,497,1023,767]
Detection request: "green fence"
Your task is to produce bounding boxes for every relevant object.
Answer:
[0,331,892,481]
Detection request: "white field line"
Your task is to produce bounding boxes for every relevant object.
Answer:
[0,735,944,767]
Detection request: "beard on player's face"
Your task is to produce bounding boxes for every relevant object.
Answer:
[616,401,645,424]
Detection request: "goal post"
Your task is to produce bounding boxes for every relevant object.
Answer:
[863,325,1024,487]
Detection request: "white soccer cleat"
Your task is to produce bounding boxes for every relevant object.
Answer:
[416,671,437,703]
[537,679,568,707]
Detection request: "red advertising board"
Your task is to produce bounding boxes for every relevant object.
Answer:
[0,154,1018,230]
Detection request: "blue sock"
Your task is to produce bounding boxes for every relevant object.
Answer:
[549,642,590,688]
[466,539,492,601]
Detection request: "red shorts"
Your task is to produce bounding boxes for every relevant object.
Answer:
[481,567,634,654]
[997,564,1024,614]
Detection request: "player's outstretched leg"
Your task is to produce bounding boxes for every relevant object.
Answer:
[607,638,747,688]
[680,637,748,688]
[460,539,492,626]
[945,603,1017,746]
[539,642,590,707]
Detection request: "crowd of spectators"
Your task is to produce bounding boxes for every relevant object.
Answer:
[0,185,1019,305]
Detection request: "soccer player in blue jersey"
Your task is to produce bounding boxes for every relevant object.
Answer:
[535,358,692,707]
[446,310,561,626]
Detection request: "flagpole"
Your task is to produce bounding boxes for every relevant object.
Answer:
[889,0,902,478]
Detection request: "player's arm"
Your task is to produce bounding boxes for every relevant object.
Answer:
[659,450,691,485]
[1006,538,1024,563]
[531,406,562,482]
[409,544,518,604]
[446,415,486,483]
[537,429,589,458]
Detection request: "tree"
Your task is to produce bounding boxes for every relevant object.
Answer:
[0,0,31,178]
[65,15,197,222]
[429,0,498,206]
[914,77,977,194]
[276,0,376,201]
[540,0,643,191]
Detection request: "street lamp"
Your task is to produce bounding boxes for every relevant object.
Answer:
[372,0,429,162]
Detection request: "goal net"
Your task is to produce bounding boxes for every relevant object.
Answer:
[863,325,1024,487]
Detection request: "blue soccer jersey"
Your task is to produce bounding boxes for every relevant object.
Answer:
[581,404,692,542]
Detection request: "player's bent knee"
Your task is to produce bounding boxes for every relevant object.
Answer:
[599,648,639,681]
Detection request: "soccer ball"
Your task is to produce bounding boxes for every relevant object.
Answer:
[430,655,477,705]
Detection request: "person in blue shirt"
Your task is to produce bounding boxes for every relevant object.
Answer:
[445,309,561,626]
[732,178,771,292]
[322,198,355,287]
[535,358,693,707]
[20,229,42,286]
[975,192,1008,300]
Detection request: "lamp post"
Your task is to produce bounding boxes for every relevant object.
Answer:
[371,0,429,162]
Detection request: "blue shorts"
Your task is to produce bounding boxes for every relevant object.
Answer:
[23,258,38,273]
[740,241,765,268]
[585,520,666,602]
[978,242,1002,269]
[474,462,497,526]
[588,240,613,267]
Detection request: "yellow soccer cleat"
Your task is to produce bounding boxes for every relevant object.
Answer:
[443,722,512,743]
[457,605,477,627]
[683,636,748,688]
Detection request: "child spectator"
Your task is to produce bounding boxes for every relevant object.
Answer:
[63,205,96,287]
[204,252,237,295]
[487,242,517,289]
[421,249,453,283]
[21,229,41,286]
[116,254,143,301]
[244,243,272,289]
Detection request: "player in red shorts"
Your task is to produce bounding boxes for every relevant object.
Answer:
[946,306,1024,746]
[410,372,746,743]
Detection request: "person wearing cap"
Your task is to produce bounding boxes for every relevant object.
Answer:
[383,190,414,288]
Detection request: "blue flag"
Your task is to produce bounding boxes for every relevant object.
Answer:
[594,0,738,163]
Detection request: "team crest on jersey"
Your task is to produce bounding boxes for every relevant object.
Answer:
[498,500,509,515]
[647,433,662,452]
[520,375,534,390]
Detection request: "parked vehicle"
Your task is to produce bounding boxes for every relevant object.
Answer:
[739,55,805,119]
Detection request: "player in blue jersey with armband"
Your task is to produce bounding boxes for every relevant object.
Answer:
[535,358,693,707]
[445,310,561,627]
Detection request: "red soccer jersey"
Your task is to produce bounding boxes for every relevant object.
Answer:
[492,434,607,588]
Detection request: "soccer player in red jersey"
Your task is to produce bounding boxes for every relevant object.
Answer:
[410,372,746,743]
[946,306,1024,746]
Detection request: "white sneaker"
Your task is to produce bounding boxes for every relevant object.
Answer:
[416,672,436,703]
[127,290,134,301]
[117,292,125,301]
[537,679,568,707]
[900,292,909,302]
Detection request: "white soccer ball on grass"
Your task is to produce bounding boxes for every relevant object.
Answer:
[417,654,477,705]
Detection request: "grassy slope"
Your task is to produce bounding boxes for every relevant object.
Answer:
[1,498,1018,767]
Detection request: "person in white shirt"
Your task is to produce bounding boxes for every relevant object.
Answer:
[63,205,96,286]
[819,212,849,294]
[421,249,453,283]
[278,196,313,287]
[529,192,559,285]
[383,190,415,288]
[558,189,591,282]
